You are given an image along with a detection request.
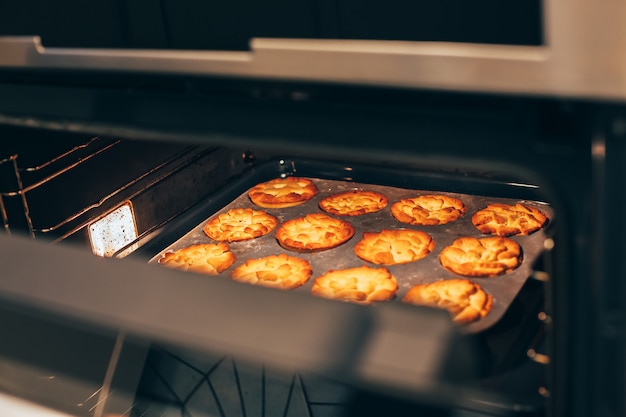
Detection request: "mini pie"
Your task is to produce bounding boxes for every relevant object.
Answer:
[319,190,388,216]
[276,213,355,252]
[472,203,548,236]
[248,177,319,208]
[439,236,522,277]
[403,279,493,325]
[391,194,466,226]
[203,208,278,242]
[354,229,435,265]
[230,254,312,290]
[311,266,399,304]
[158,243,236,276]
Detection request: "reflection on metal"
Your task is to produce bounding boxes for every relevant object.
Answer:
[591,141,607,159]
[88,202,137,257]
[527,349,550,365]
[532,271,550,282]
[538,386,551,398]
[543,238,555,251]
[538,311,553,324]
[505,182,539,189]
[0,392,77,417]
[80,388,102,410]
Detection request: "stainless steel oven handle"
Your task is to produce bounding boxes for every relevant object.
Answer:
[0,35,545,73]
[0,36,253,75]
[0,34,624,101]
[0,35,551,96]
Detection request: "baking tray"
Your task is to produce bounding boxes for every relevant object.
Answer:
[147,168,553,334]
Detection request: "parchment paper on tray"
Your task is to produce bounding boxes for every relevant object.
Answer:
[150,178,553,334]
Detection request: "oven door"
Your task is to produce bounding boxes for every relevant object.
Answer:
[0,2,625,414]
[0,79,624,417]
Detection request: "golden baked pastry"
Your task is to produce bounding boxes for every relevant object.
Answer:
[391,194,466,226]
[276,213,355,252]
[203,208,278,242]
[319,190,389,216]
[439,236,522,277]
[157,243,236,275]
[403,279,493,325]
[248,177,319,208]
[230,254,312,290]
[354,229,435,265]
[472,203,548,236]
[311,266,399,304]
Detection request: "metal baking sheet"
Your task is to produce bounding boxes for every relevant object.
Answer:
[149,177,553,334]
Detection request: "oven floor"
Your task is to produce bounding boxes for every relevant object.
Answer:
[133,345,352,417]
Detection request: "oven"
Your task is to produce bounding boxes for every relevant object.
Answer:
[0,1,625,417]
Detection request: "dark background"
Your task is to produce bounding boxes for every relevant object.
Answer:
[0,0,543,50]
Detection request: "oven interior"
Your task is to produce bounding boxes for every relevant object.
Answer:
[0,79,623,417]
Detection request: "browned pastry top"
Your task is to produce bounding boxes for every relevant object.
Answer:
[472,203,548,236]
[319,190,389,216]
[311,265,399,304]
[158,243,236,275]
[391,194,466,226]
[354,228,435,265]
[439,236,522,277]
[203,208,278,242]
[230,253,312,289]
[403,279,493,325]
[248,177,319,208]
[275,213,355,252]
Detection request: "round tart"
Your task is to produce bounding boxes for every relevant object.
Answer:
[203,208,278,242]
[354,228,435,265]
[472,203,548,236]
[439,236,522,277]
[230,254,312,290]
[319,190,388,216]
[403,279,493,325]
[248,177,319,208]
[275,213,355,252]
[391,194,466,226]
[158,243,236,276]
[311,266,399,304]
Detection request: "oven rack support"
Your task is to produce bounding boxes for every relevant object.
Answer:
[0,137,113,238]
[0,134,249,250]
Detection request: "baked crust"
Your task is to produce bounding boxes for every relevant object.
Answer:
[319,190,388,216]
[230,254,312,289]
[203,208,278,242]
[403,279,493,325]
[439,236,522,277]
[248,177,319,208]
[391,194,466,226]
[311,266,399,304]
[158,243,236,275]
[472,203,548,236]
[276,213,355,252]
[354,228,435,265]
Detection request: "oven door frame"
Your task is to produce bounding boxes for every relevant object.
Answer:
[0,86,623,417]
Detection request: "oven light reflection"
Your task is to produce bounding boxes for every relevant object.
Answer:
[88,202,137,257]
[505,182,539,189]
